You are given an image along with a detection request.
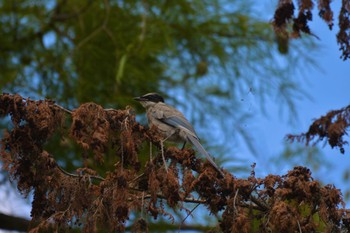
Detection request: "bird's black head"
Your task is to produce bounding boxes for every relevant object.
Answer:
[134,93,165,103]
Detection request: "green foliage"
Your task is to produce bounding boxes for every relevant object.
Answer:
[271,143,327,173]
[0,0,310,108]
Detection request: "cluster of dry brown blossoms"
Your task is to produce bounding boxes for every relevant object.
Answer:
[287,104,350,154]
[0,93,350,232]
[273,0,350,60]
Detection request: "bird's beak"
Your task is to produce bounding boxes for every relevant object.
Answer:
[133,96,143,101]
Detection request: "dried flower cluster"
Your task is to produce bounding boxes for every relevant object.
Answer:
[1,93,350,232]
[272,0,350,60]
[287,104,350,154]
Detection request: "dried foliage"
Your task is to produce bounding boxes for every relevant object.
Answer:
[1,93,350,232]
[287,104,350,154]
[338,0,350,60]
[272,0,350,60]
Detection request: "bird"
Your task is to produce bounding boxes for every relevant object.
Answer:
[134,92,224,177]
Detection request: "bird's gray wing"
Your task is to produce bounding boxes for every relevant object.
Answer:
[162,116,196,134]
[152,103,198,138]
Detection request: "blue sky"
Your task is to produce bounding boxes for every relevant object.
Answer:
[243,0,350,197]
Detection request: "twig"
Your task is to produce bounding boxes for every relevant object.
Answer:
[233,188,239,213]
[51,0,94,21]
[232,189,239,223]
[130,192,263,210]
[250,195,268,211]
[141,192,145,218]
[56,164,105,181]
[141,194,207,204]
[264,213,270,229]
[129,172,145,184]
[74,0,111,51]
[101,0,111,27]
[54,104,72,114]
[150,141,152,161]
[179,203,200,232]
[139,0,148,43]
[104,108,116,111]
[75,27,103,51]
[297,220,302,233]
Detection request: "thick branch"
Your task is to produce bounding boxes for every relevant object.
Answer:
[0,212,29,232]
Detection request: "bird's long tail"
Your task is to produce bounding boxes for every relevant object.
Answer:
[186,135,225,177]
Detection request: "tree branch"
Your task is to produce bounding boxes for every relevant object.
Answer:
[0,213,29,232]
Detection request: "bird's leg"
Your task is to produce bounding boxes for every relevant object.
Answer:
[181,141,187,150]
[160,139,168,173]
[159,133,174,173]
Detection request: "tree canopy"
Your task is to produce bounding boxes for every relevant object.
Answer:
[0,0,349,232]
